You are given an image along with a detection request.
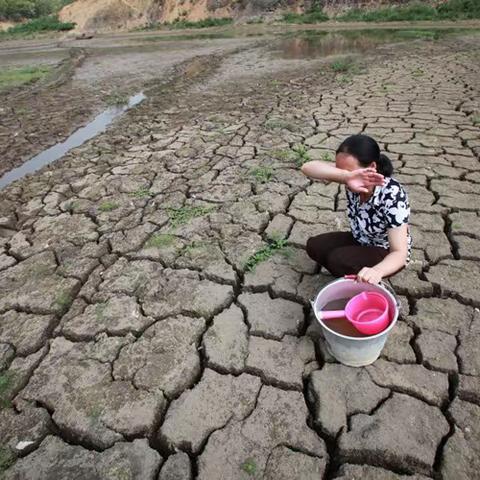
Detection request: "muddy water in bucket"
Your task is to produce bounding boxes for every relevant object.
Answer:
[322,298,370,338]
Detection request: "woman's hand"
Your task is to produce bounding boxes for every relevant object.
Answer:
[345,168,385,193]
[356,266,383,284]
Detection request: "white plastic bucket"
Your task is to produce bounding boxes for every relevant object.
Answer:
[311,278,399,367]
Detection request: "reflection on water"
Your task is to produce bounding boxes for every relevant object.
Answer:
[274,28,463,59]
[0,92,146,190]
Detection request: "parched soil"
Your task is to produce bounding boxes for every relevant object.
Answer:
[0,27,479,480]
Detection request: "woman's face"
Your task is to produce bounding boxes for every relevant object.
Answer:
[336,152,375,172]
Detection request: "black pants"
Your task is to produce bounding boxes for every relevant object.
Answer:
[306,231,390,277]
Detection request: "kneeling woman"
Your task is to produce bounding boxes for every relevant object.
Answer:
[301,134,412,284]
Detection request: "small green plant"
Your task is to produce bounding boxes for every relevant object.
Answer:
[264,118,297,132]
[471,114,480,126]
[244,237,289,272]
[240,457,257,475]
[0,65,51,91]
[54,291,72,313]
[167,205,215,228]
[249,166,273,184]
[145,234,176,248]
[98,201,119,212]
[0,447,15,472]
[331,58,355,73]
[64,200,79,212]
[411,68,425,77]
[321,151,333,162]
[270,148,293,161]
[292,144,311,167]
[130,187,153,198]
[1,16,75,38]
[0,372,14,409]
[105,91,128,106]
[95,303,107,321]
[167,17,233,29]
[282,6,328,24]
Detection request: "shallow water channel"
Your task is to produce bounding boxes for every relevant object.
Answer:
[0,92,145,189]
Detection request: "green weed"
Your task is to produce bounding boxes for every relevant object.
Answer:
[145,234,176,248]
[105,92,128,106]
[98,201,119,212]
[240,457,257,475]
[0,65,51,91]
[167,205,215,228]
[130,187,153,199]
[0,447,15,472]
[0,16,75,38]
[264,118,297,132]
[292,144,311,167]
[330,58,355,73]
[167,17,233,29]
[0,372,14,409]
[471,114,480,125]
[270,148,294,161]
[249,166,273,184]
[54,291,72,313]
[321,151,333,162]
[244,237,289,272]
[282,6,328,24]
[411,68,425,77]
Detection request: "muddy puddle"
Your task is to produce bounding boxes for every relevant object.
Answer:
[0,92,145,189]
[272,28,470,59]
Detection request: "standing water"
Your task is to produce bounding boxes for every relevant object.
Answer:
[0,92,146,190]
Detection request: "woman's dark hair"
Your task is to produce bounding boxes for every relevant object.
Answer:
[336,134,393,177]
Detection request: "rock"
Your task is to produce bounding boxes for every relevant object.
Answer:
[409,298,473,335]
[246,335,315,390]
[0,311,56,356]
[3,436,162,480]
[263,445,326,479]
[339,393,449,475]
[158,370,261,453]
[458,332,480,376]
[426,260,480,306]
[97,259,234,319]
[159,452,192,480]
[381,321,416,363]
[198,386,326,479]
[18,338,163,450]
[458,375,480,405]
[114,315,205,398]
[367,359,449,407]
[416,330,457,373]
[61,295,153,341]
[237,292,304,340]
[0,408,51,455]
[0,251,80,315]
[441,399,480,480]
[308,364,389,437]
[334,463,432,479]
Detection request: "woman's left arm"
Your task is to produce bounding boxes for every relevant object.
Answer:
[357,224,409,284]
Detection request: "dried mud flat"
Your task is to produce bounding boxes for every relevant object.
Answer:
[0,28,480,480]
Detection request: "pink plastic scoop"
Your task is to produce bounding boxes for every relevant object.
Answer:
[319,291,390,335]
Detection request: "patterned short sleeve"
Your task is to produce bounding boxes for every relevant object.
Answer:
[382,181,410,229]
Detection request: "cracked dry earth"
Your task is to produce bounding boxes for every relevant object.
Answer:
[0,32,480,480]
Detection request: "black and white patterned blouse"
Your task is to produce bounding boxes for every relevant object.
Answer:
[346,177,412,260]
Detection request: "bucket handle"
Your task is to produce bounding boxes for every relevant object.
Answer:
[344,275,400,309]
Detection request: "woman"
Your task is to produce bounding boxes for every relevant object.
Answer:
[301,134,411,284]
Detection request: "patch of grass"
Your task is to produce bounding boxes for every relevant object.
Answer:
[64,200,79,213]
[264,117,297,132]
[249,166,273,184]
[330,58,355,73]
[244,237,289,272]
[182,240,208,256]
[0,65,51,91]
[0,15,75,38]
[105,92,128,106]
[0,372,14,409]
[321,151,333,162]
[167,17,233,29]
[54,291,72,313]
[411,67,425,77]
[0,446,15,472]
[336,0,480,22]
[282,7,328,24]
[129,187,153,199]
[292,144,311,167]
[270,148,294,161]
[240,457,257,475]
[98,201,119,212]
[167,205,215,228]
[145,234,176,249]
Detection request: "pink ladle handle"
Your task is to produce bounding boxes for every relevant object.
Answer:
[320,310,346,320]
[344,274,357,280]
